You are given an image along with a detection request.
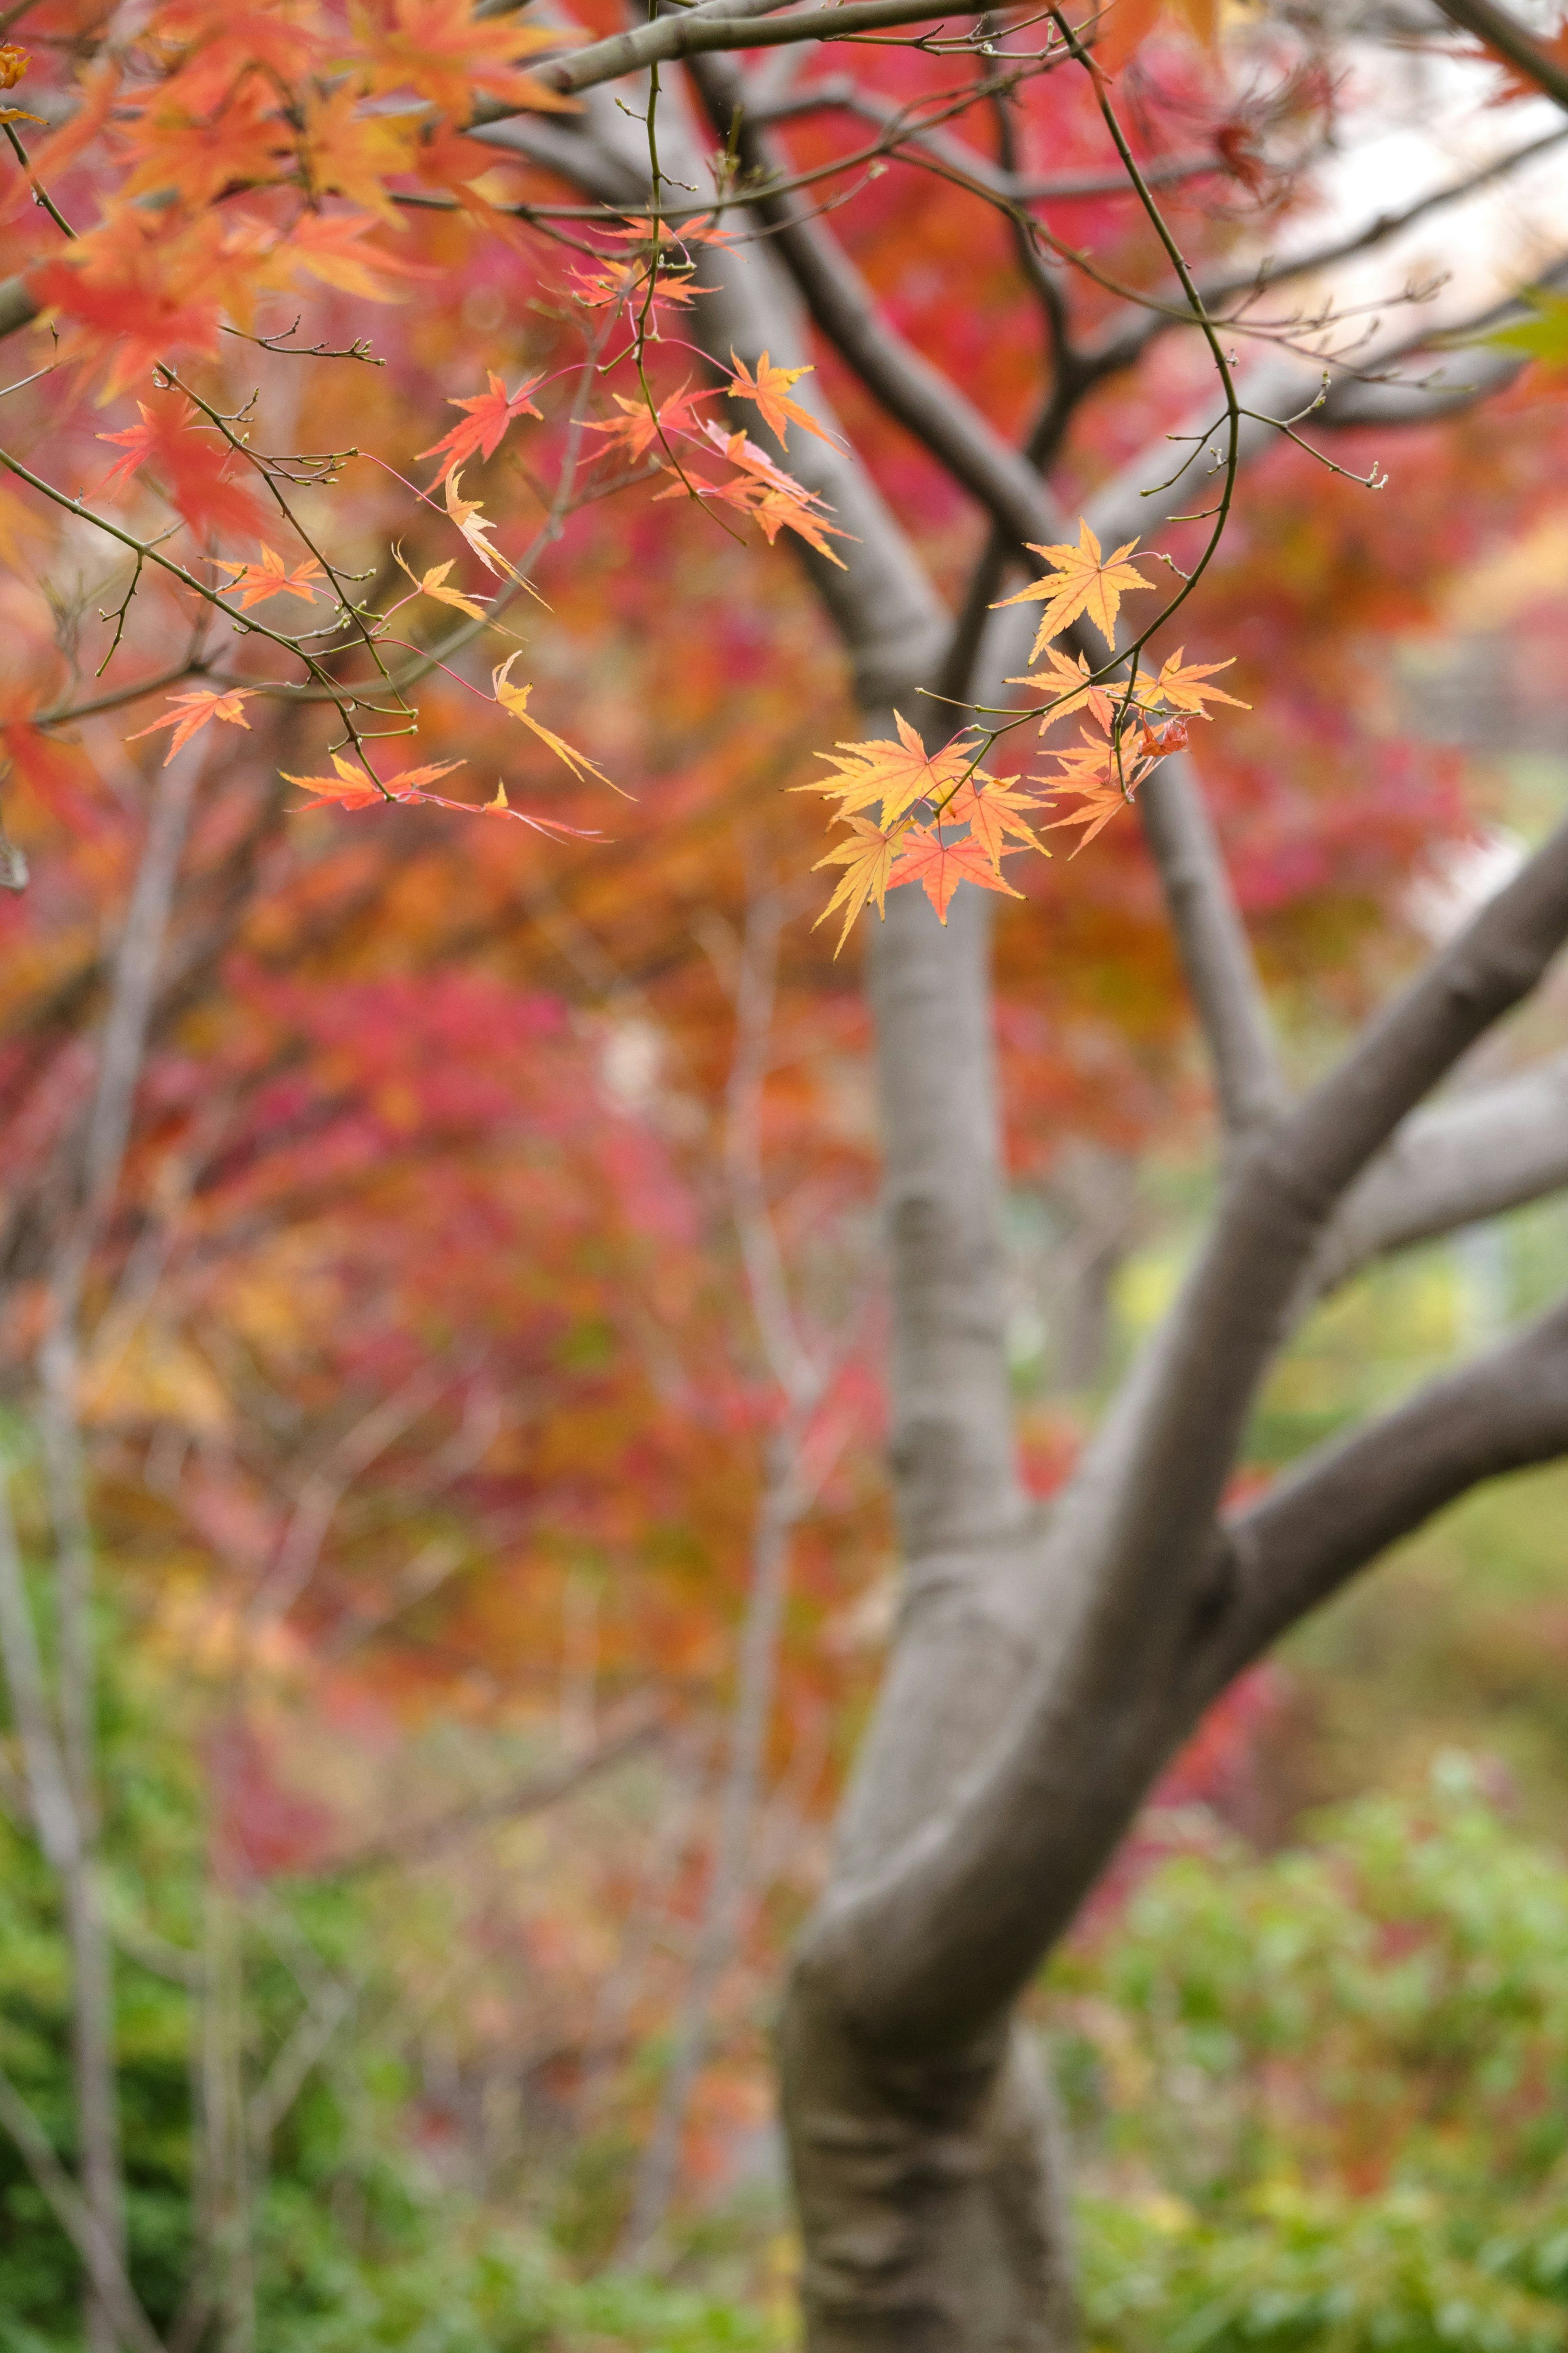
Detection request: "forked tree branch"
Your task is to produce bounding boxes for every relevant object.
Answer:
[798,809,1568,2049]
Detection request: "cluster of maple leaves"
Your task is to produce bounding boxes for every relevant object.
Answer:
[0,0,1260,923]
[805,520,1244,947]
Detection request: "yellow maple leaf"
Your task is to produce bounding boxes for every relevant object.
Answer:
[491,653,623,792]
[1154,647,1249,715]
[812,817,903,955]
[442,469,530,588]
[1008,642,1117,733]
[298,87,418,220]
[796,713,997,828]
[995,518,1155,659]
[392,544,488,619]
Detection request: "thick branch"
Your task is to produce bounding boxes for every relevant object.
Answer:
[799,807,1568,2048]
[1308,1048,1568,1298]
[1214,1292,1568,1675]
[479,0,998,118]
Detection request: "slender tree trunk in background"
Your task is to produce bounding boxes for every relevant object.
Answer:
[621,1447,800,2262]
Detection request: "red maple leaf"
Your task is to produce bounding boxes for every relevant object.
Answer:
[418,372,544,484]
[97,397,268,543]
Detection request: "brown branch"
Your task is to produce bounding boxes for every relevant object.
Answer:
[1214,1292,1568,1678]
[318,1708,664,1875]
[1431,0,1568,111]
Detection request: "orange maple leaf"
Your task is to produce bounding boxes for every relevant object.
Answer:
[347,0,576,117]
[1041,779,1135,855]
[127,687,256,762]
[570,259,699,313]
[492,653,621,791]
[585,384,710,465]
[691,422,850,564]
[943,774,1048,875]
[1096,0,1219,76]
[119,74,292,210]
[996,518,1155,658]
[297,87,418,219]
[31,204,262,399]
[799,714,997,828]
[284,752,466,810]
[283,209,430,302]
[214,545,325,609]
[812,817,903,955]
[392,545,488,619]
[419,372,544,484]
[1153,647,1249,715]
[887,827,1024,923]
[1008,642,1117,732]
[727,349,839,451]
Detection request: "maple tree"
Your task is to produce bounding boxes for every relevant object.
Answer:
[4,0,1568,2346]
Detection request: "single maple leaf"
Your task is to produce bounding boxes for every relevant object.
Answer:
[1042,781,1135,856]
[727,350,838,451]
[442,469,532,589]
[410,776,608,838]
[1097,0,1218,74]
[812,817,903,955]
[392,546,488,619]
[96,397,269,541]
[492,653,621,792]
[283,752,465,810]
[119,74,293,211]
[215,545,325,610]
[585,384,709,465]
[996,518,1155,658]
[97,407,160,495]
[944,775,1048,875]
[127,687,256,763]
[887,826,1024,923]
[798,714,997,827]
[1009,643,1117,732]
[569,259,700,313]
[1154,648,1248,714]
[297,87,418,219]
[283,208,431,302]
[347,0,577,118]
[419,372,544,485]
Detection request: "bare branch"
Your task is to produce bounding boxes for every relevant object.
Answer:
[479,0,1001,120]
[0,2063,165,2353]
[1309,1048,1568,1298]
[1215,1291,1568,1676]
[1136,753,1287,1134]
[319,1708,664,1874]
[1431,0,1568,111]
